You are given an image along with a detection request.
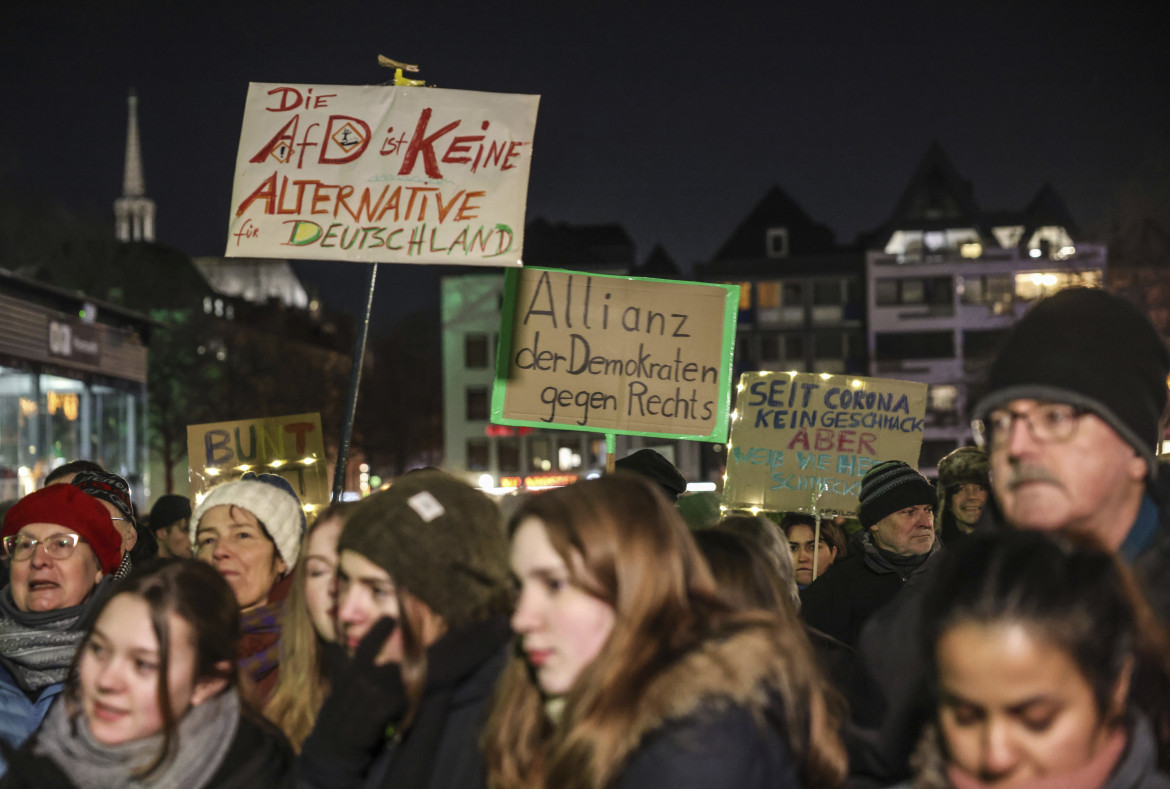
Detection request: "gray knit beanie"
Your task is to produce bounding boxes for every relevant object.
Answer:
[859,460,936,528]
[338,470,509,629]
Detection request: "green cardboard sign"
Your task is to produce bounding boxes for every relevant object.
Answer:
[491,267,739,441]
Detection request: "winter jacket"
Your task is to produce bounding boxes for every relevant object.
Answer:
[800,533,940,650]
[586,622,820,789]
[0,664,61,777]
[0,709,296,788]
[298,616,512,789]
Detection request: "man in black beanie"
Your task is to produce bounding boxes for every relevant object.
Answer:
[971,287,1170,567]
[799,460,940,650]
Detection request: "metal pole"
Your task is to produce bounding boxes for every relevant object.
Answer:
[332,264,378,502]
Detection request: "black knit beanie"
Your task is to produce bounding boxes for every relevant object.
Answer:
[859,460,936,528]
[614,449,688,503]
[338,470,509,629]
[971,288,1170,474]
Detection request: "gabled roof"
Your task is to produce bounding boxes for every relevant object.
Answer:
[710,185,836,261]
[871,142,992,247]
[522,218,636,269]
[1018,183,1080,241]
[638,243,680,277]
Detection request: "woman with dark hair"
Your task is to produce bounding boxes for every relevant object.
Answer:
[485,474,847,789]
[906,531,1170,788]
[265,501,355,750]
[779,513,846,589]
[190,473,305,705]
[298,471,512,788]
[0,559,294,787]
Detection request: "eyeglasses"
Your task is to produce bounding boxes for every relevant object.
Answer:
[2,533,84,562]
[971,403,1089,449]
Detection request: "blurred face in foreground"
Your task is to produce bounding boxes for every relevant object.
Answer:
[510,517,616,696]
[786,523,837,586]
[936,621,1126,787]
[986,400,1146,549]
[78,593,224,745]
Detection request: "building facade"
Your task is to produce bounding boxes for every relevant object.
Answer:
[865,144,1104,470]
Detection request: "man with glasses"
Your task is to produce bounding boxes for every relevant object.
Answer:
[848,287,1170,787]
[970,287,1170,586]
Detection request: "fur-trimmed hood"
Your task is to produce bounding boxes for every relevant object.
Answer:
[593,619,811,787]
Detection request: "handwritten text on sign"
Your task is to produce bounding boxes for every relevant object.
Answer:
[186,412,327,514]
[227,83,540,266]
[494,268,737,440]
[722,372,927,514]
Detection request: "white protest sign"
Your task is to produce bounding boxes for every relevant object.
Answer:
[227,83,539,266]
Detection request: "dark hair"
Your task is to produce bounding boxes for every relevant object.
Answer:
[44,459,105,486]
[69,559,240,777]
[922,532,1170,767]
[779,512,848,559]
[693,528,791,615]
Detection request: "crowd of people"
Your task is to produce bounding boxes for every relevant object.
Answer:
[0,286,1168,788]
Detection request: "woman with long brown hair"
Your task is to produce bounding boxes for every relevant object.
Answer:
[484,474,847,789]
[264,502,355,750]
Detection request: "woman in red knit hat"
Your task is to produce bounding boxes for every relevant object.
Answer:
[0,485,122,776]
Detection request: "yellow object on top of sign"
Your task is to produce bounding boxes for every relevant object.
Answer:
[722,371,927,516]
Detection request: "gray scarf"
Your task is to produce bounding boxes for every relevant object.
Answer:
[0,577,114,693]
[33,687,240,789]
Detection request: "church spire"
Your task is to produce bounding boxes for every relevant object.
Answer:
[122,90,145,197]
[115,89,156,242]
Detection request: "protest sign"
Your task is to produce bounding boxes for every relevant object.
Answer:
[493,268,738,441]
[187,412,328,515]
[722,371,927,514]
[227,83,539,266]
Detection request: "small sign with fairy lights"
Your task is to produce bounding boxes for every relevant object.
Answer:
[186,412,328,517]
[722,371,927,516]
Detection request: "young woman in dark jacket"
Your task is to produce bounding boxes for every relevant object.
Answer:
[297,471,512,789]
[483,474,847,789]
[0,559,295,788]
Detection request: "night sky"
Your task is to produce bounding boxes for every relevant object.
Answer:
[4,1,1168,331]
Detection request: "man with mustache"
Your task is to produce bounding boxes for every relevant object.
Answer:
[848,287,1170,786]
[971,287,1170,606]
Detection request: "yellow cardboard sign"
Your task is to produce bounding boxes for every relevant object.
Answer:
[186,412,328,516]
[722,372,927,515]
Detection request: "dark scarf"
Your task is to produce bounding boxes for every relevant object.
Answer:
[0,577,115,693]
[33,687,240,788]
[382,615,512,789]
[860,532,937,581]
[238,573,292,687]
